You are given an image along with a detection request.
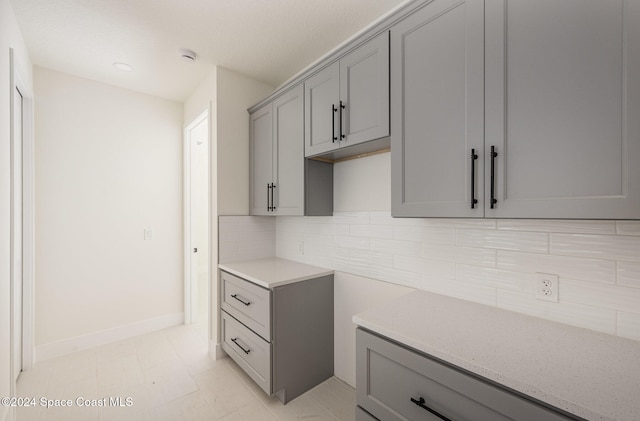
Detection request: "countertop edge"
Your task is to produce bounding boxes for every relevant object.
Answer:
[352,291,624,421]
[218,258,334,289]
[353,318,608,421]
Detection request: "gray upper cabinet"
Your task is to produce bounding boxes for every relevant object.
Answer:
[250,84,333,216]
[485,0,640,219]
[393,0,640,219]
[250,104,273,216]
[391,0,484,218]
[304,62,340,157]
[305,32,389,158]
[272,85,305,215]
[250,84,304,216]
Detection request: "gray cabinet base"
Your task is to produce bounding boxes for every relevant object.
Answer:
[356,405,379,421]
[273,274,334,403]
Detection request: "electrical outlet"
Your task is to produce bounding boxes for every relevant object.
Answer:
[298,241,304,255]
[144,229,153,240]
[535,273,559,303]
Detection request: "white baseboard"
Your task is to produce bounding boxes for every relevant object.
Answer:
[211,341,227,360]
[1,406,13,421]
[35,312,184,362]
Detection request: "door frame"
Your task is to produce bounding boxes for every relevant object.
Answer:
[9,48,35,390]
[183,109,210,325]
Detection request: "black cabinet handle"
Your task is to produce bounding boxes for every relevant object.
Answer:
[231,293,251,306]
[339,101,346,140]
[332,104,338,143]
[410,397,452,421]
[267,183,272,211]
[231,337,251,354]
[271,183,276,211]
[470,148,478,209]
[490,145,498,209]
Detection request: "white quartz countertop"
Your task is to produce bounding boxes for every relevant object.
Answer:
[353,290,640,421]
[219,258,333,289]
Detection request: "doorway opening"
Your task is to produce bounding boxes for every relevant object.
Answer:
[184,110,210,338]
[10,49,35,394]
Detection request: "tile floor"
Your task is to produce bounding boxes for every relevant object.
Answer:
[15,324,356,421]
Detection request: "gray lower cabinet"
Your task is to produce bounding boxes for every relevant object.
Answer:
[305,32,389,158]
[356,328,581,421]
[392,0,640,219]
[221,270,334,404]
[250,84,333,216]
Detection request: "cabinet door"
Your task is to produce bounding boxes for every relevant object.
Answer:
[486,0,640,219]
[340,32,390,147]
[273,85,304,216]
[249,104,273,216]
[391,0,485,217]
[305,62,340,157]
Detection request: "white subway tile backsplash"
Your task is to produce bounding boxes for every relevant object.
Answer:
[457,229,549,253]
[497,219,616,234]
[497,290,617,335]
[497,251,616,284]
[618,262,640,288]
[421,277,497,306]
[456,265,534,293]
[560,279,640,314]
[211,211,640,343]
[219,216,275,263]
[551,234,640,262]
[394,226,455,244]
[332,235,369,250]
[617,221,640,236]
[370,238,421,257]
[617,312,640,341]
[370,267,421,288]
[349,224,393,239]
[369,211,395,226]
[423,244,496,267]
[394,255,455,279]
[423,218,497,230]
[331,211,370,225]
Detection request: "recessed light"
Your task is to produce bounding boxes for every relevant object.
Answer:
[113,62,134,72]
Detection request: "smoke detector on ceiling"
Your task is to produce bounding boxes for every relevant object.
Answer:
[179,49,197,63]
[113,62,134,72]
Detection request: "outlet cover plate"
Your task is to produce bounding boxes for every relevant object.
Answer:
[536,273,559,303]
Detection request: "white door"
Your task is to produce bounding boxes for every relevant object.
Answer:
[184,112,209,325]
[12,86,24,381]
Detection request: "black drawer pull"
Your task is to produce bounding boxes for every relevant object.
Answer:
[490,145,498,209]
[267,183,271,211]
[339,100,346,140]
[470,148,478,209]
[230,337,251,354]
[332,104,338,143]
[410,397,452,421]
[231,294,251,306]
[271,183,276,211]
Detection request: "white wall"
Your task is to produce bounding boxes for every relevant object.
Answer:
[276,151,640,387]
[0,0,32,418]
[34,67,184,360]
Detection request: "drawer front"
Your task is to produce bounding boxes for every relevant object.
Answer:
[356,405,379,421]
[221,311,271,395]
[221,270,271,340]
[356,329,578,421]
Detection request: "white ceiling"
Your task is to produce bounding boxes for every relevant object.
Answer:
[10,0,407,102]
